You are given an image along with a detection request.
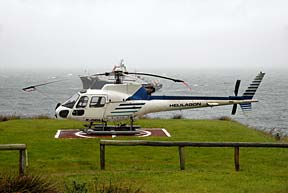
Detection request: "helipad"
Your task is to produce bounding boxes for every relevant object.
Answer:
[55,128,171,139]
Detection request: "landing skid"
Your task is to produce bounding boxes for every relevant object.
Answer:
[82,121,141,135]
[83,129,141,135]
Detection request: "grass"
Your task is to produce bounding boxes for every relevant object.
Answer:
[0,118,287,193]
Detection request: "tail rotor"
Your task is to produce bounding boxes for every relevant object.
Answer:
[231,79,241,115]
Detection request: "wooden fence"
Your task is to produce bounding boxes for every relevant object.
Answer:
[99,140,288,171]
[0,144,28,175]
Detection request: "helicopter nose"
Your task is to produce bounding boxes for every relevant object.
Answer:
[55,105,60,118]
[55,103,61,118]
[55,104,69,119]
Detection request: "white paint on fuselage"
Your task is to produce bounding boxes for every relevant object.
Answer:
[55,82,258,123]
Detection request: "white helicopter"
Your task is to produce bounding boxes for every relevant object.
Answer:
[52,70,264,134]
[23,66,265,135]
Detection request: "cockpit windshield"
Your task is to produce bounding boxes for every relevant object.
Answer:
[62,93,80,109]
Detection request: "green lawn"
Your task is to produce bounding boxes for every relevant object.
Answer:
[0,118,287,193]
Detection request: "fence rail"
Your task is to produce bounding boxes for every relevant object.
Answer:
[100,140,288,171]
[0,144,27,175]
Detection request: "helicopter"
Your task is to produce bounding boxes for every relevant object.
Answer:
[49,70,264,134]
[23,64,265,135]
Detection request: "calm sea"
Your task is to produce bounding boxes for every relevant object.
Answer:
[0,68,287,136]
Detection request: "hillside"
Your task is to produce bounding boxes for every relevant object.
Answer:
[0,118,287,193]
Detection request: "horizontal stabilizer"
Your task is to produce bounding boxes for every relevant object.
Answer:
[240,103,252,112]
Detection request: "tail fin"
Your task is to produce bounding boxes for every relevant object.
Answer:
[243,72,265,99]
[240,71,265,112]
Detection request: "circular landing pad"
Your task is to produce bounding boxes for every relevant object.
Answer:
[55,128,171,139]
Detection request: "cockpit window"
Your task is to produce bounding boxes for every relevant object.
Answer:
[76,96,89,108]
[90,96,105,108]
[62,94,79,109]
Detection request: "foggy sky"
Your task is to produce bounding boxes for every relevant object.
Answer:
[0,0,287,71]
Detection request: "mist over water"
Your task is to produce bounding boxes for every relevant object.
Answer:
[0,68,287,136]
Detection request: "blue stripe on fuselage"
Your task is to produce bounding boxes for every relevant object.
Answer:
[127,86,244,101]
[150,96,223,100]
[146,95,243,100]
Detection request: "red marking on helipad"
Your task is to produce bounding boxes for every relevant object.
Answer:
[55,128,171,139]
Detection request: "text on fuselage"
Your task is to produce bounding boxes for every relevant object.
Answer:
[169,102,202,108]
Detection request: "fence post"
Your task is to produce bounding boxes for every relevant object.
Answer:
[100,144,105,170]
[19,149,26,175]
[178,146,185,170]
[234,146,240,171]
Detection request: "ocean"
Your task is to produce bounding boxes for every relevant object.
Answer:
[1,68,287,136]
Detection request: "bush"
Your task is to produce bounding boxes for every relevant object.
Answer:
[0,175,144,193]
[65,180,145,193]
[171,114,184,119]
[90,180,144,193]
[31,115,51,119]
[218,116,233,121]
[0,115,20,122]
[65,181,88,193]
[0,114,52,122]
[0,174,59,193]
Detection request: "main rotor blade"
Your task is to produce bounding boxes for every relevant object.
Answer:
[234,80,241,96]
[22,78,69,92]
[126,72,184,83]
[93,72,111,76]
